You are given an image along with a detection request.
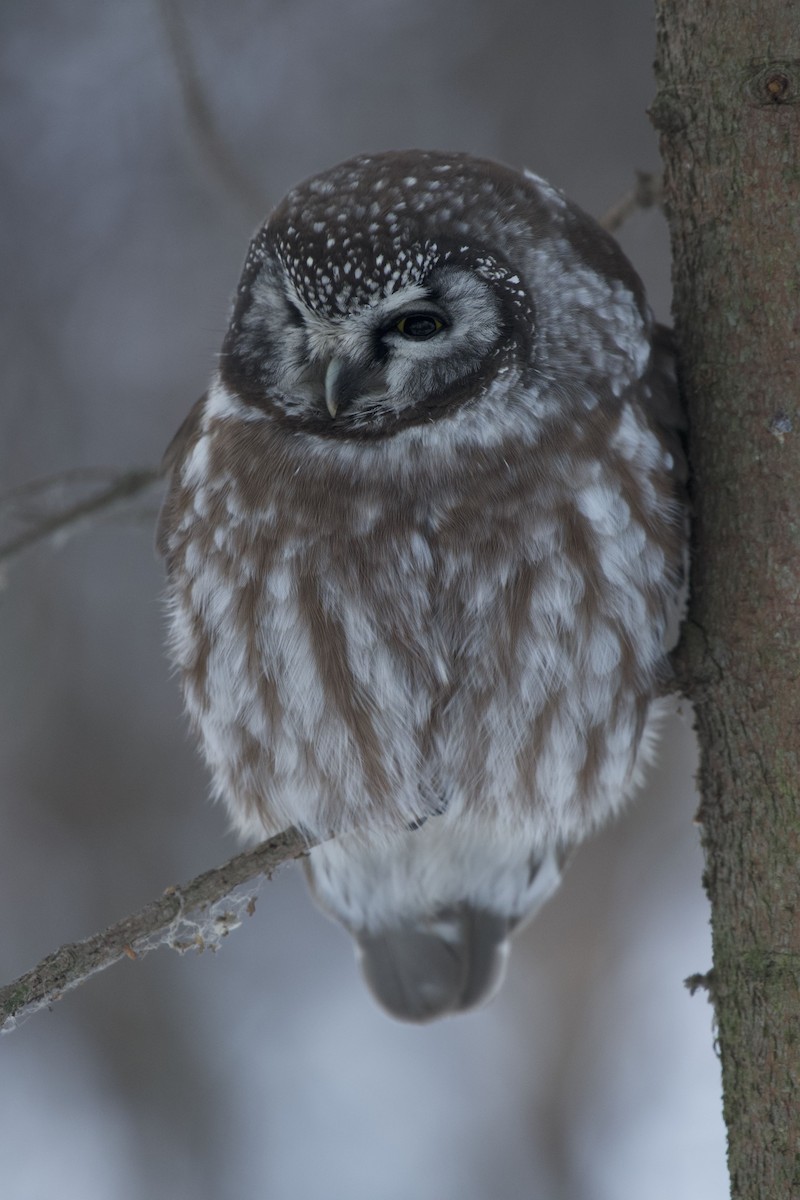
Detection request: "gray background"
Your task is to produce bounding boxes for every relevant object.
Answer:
[0,2,726,1197]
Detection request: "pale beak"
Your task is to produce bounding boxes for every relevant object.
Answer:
[324,357,344,418]
[323,356,377,419]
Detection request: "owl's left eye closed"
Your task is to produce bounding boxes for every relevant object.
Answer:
[394,313,446,339]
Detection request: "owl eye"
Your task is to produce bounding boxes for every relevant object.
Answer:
[395,312,445,339]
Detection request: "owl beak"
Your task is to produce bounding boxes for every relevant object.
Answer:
[324,358,342,417]
[324,356,368,419]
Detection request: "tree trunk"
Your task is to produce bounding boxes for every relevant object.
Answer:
[652,3,800,1196]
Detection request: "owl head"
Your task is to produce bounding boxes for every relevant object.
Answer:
[218,150,649,438]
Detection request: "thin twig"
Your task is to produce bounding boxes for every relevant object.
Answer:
[599,171,663,233]
[156,0,268,216]
[0,826,313,1033]
[0,467,163,567]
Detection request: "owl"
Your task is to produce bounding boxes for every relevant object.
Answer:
[158,150,686,1022]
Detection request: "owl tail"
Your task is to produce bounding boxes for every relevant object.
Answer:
[355,905,512,1023]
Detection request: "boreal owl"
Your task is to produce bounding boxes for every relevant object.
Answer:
[158,150,686,1022]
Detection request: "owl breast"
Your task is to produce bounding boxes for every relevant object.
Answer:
[163,375,678,849]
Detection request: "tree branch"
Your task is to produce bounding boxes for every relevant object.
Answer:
[0,467,163,569]
[156,0,268,217]
[598,171,663,232]
[0,826,313,1034]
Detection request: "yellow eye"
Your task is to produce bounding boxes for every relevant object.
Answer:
[395,313,445,339]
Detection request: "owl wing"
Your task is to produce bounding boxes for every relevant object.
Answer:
[644,324,688,486]
[622,323,688,661]
[155,393,207,559]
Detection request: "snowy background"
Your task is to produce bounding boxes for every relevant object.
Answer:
[0,2,727,1197]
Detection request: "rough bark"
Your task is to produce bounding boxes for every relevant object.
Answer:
[652,4,800,1196]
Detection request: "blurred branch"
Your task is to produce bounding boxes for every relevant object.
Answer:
[157,0,268,216]
[0,826,313,1033]
[599,171,663,232]
[158,0,658,239]
[0,467,163,569]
